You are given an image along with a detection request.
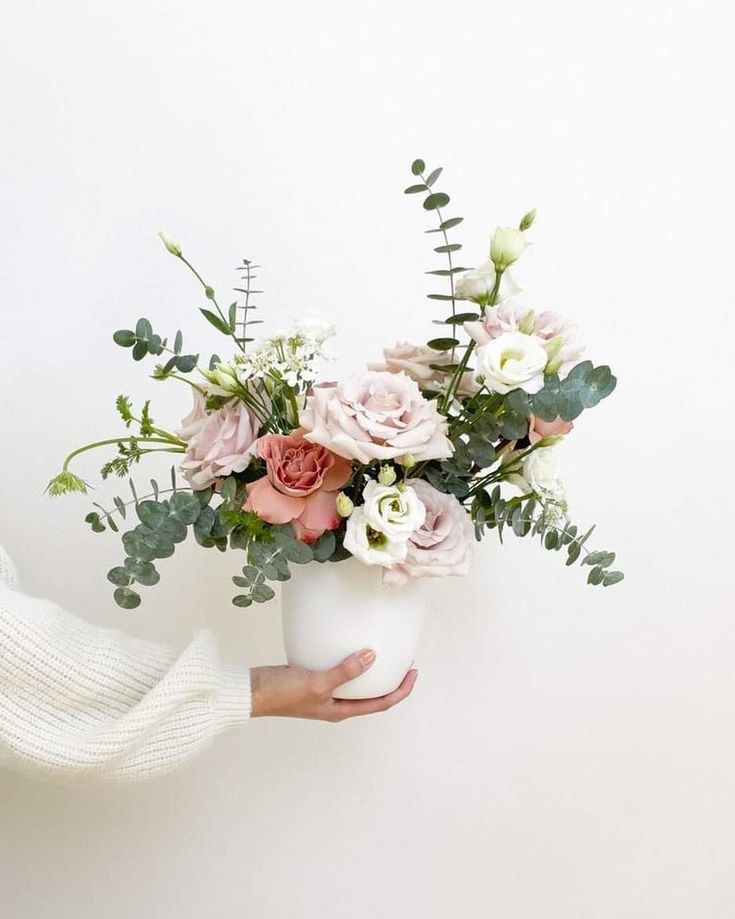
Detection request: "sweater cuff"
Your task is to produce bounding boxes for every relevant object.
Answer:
[218,666,252,728]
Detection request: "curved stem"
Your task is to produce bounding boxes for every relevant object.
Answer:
[62,437,182,472]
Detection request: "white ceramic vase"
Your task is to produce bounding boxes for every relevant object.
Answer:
[281,559,428,699]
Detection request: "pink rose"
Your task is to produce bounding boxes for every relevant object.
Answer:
[465,303,585,374]
[528,414,574,445]
[177,392,259,490]
[383,479,474,586]
[368,342,450,384]
[300,371,453,464]
[244,430,352,543]
[369,342,479,398]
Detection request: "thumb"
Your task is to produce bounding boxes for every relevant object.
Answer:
[322,649,376,691]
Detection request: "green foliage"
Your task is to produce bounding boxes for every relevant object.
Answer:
[471,486,623,587]
[114,316,198,373]
[532,361,617,422]
[45,470,89,496]
[101,438,142,479]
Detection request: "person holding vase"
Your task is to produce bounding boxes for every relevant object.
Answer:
[0,543,418,784]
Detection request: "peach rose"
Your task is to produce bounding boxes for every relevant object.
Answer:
[244,430,352,543]
[528,414,574,445]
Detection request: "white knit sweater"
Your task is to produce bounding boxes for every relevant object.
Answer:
[0,544,251,783]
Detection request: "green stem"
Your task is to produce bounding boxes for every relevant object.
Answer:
[178,254,245,353]
[440,269,504,414]
[62,437,181,472]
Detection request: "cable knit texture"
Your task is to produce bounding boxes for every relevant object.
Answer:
[0,544,251,783]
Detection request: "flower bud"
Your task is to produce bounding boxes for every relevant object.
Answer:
[490,226,530,271]
[213,363,239,392]
[519,208,537,232]
[398,453,416,469]
[518,309,536,335]
[158,231,182,257]
[377,464,397,486]
[336,492,354,518]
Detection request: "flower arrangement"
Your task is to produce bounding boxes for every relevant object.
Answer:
[48,158,622,610]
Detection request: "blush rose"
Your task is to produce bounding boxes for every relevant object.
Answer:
[244,430,352,543]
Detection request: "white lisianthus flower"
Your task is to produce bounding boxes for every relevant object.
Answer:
[475,331,548,394]
[490,226,530,270]
[454,261,521,305]
[523,446,562,493]
[522,446,570,526]
[361,480,426,540]
[343,508,410,566]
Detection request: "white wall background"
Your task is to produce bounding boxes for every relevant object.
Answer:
[1,1,734,916]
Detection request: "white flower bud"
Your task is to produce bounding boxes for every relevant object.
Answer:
[336,492,354,518]
[158,231,182,257]
[490,226,530,271]
[398,453,416,469]
[377,464,397,486]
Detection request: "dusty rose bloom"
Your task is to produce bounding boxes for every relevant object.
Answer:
[368,342,450,385]
[244,430,352,543]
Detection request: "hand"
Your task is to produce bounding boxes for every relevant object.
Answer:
[250,650,418,721]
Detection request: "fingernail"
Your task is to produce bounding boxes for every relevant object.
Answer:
[359,649,376,668]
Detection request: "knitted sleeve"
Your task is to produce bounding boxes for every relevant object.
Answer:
[0,544,251,783]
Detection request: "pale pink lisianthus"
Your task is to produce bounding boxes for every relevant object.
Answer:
[244,430,352,543]
[299,371,453,464]
[383,479,474,586]
[528,414,574,445]
[177,392,259,490]
[465,303,585,373]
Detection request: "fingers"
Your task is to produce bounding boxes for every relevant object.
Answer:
[331,669,419,721]
[318,648,376,693]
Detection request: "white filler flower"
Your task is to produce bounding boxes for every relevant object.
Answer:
[475,331,548,394]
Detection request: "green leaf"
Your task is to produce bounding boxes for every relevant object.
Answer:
[434,243,462,253]
[427,293,455,301]
[440,217,464,230]
[175,354,198,373]
[200,308,231,335]
[228,302,237,331]
[602,570,625,586]
[174,330,183,354]
[566,542,582,566]
[587,566,605,586]
[232,594,253,608]
[411,158,425,175]
[132,340,149,361]
[113,329,136,347]
[169,491,202,525]
[85,511,106,533]
[444,312,479,324]
[123,558,160,586]
[423,192,450,210]
[252,583,276,603]
[404,183,428,194]
[135,318,153,340]
[425,167,442,186]
[107,567,131,587]
[427,337,459,351]
[583,550,616,568]
[220,477,237,502]
[114,587,141,610]
[311,531,336,562]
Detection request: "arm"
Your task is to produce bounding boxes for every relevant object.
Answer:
[0,546,417,784]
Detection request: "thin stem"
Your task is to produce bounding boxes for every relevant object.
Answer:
[62,437,182,472]
[178,254,245,354]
